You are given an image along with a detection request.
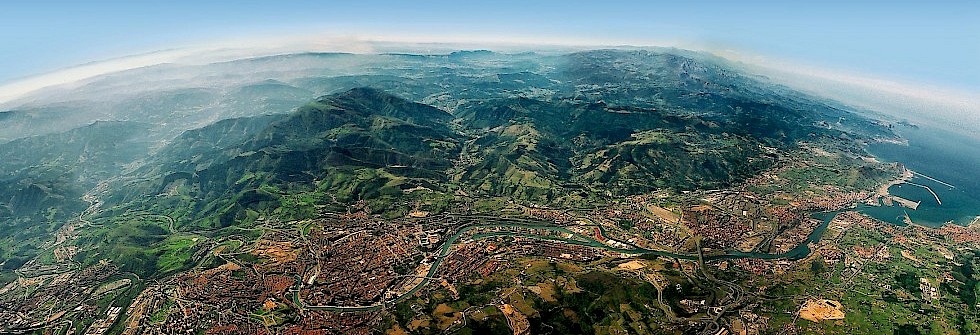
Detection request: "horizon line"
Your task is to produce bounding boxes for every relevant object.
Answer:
[0,33,976,125]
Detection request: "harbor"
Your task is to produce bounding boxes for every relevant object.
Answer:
[864,123,980,227]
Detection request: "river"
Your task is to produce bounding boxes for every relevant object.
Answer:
[294,212,840,311]
[287,123,980,311]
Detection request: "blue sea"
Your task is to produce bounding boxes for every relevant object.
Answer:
[860,124,980,227]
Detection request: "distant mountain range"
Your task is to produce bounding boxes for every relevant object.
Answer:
[0,49,893,275]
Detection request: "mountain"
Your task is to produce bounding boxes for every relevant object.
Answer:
[0,48,921,335]
[110,87,462,230]
[43,50,897,233]
[0,120,152,271]
[0,49,896,254]
[102,63,885,235]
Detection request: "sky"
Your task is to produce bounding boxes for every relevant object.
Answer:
[0,0,978,93]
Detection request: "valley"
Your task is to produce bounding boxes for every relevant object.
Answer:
[0,49,977,335]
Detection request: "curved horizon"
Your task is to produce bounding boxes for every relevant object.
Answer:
[2,1,977,101]
[1,34,976,137]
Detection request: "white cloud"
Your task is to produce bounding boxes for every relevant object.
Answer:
[717,50,980,134]
[0,49,197,104]
[0,32,682,105]
[2,32,976,134]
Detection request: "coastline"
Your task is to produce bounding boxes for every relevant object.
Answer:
[864,124,980,228]
[869,167,914,208]
[877,167,913,197]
